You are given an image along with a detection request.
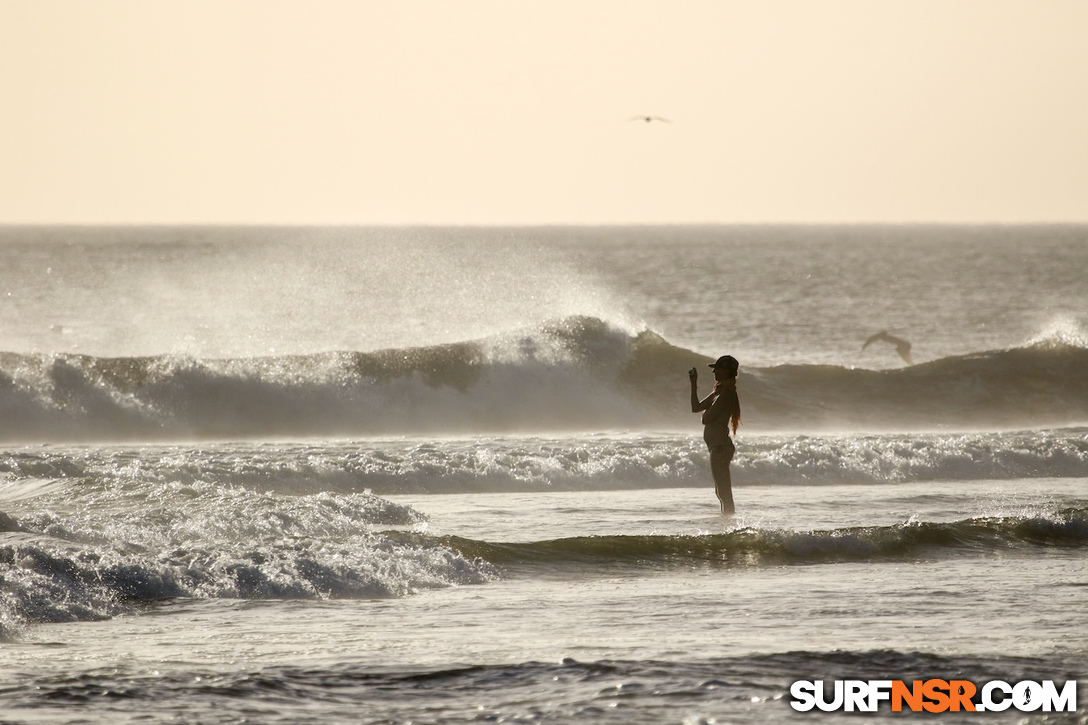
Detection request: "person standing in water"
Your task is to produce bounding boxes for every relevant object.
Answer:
[689,355,741,514]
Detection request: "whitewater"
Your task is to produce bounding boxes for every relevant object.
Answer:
[1,225,1086,723]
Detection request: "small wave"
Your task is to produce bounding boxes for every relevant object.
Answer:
[424,507,1088,571]
[4,649,1080,723]
[2,317,1088,442]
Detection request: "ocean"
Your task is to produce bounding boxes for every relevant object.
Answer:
[1,225,1086,723]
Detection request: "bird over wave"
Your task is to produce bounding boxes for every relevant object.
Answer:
[862,331,913,365]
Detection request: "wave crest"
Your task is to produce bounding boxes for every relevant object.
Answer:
[2,316,1088,442]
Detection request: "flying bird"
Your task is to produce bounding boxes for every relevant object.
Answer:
[862,331,914,365]
[628,116,672,123]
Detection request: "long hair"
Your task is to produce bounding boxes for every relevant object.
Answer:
[712,368,741,436]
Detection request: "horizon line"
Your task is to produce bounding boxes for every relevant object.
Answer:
[2,221,1087,229]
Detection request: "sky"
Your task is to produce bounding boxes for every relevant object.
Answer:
[2,1,1087,225]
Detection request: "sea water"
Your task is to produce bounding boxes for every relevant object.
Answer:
[1,225,1086,723]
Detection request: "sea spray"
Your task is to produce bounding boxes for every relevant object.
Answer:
[2,319,1088,442]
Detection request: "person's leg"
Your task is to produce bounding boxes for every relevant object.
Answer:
[710,444,735,514]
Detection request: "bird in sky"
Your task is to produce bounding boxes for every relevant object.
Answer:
[628,115,672,123]
[862,331,914,365]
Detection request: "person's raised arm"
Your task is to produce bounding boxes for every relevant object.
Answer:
[690,367,715,412]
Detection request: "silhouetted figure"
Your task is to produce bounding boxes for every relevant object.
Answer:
[689,355,741,515]
[862,331,913,365]
[628,115,672,123]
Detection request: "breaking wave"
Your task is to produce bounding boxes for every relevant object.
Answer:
[3,429,1088,495]
[2,316,1088,442]
[4,487,1083,641]
[0,484,493,639]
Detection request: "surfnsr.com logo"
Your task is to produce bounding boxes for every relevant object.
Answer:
[789,679,1077,713]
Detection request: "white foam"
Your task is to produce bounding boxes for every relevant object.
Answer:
[1027,314,1088,349]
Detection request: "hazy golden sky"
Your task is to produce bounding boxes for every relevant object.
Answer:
[2,1,1087,224]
